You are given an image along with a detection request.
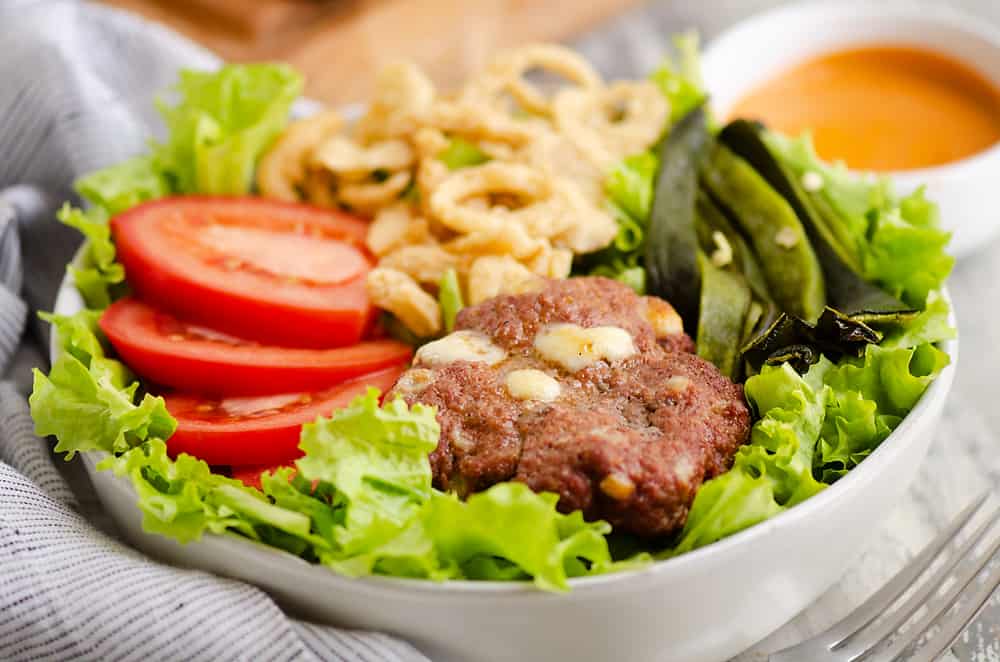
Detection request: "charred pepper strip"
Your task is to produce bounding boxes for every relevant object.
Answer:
[695,251,751,380]
[701,142,826,321]
[717,120,917,326]
[645,105,711,333]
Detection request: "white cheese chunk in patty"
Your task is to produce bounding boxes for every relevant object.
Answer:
[415,330,507,367]
[533,323,636,372]
[642,297,684,339]
[505,369,561,402]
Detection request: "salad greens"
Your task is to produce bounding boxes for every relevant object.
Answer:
[439,138,491,170]
[644,104,710,329]
[438,268,465,333]
[31,44,955,593]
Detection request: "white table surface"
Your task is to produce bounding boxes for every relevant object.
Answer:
[46,1,1000,660]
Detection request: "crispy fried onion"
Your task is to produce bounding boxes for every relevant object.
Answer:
[367,267,441,338]
[474,44,603,116]
[312,137,415,177]
[257,110,343,201]
[353,62,436,142]
[257,43,670,337]
[554,81,668,170]
[431,163,549,233]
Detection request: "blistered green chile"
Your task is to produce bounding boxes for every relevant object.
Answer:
[701,143,826,321]
[765,131,954,309]
[696,252,751,380]
[645,105,711,329]
[717,120,916,325]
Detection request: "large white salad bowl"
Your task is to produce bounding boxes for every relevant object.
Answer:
[52,245,956,662]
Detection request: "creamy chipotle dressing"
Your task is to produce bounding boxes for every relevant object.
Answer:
[730,46,1000,171]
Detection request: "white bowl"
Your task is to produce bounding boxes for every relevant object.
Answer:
[51,245,957,662]
[701,0,1000,258]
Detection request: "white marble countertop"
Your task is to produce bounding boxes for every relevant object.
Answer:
[573,1,1000,659]
[46,1,1000,660]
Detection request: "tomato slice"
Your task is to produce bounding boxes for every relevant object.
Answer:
[163,365,404,466]
[112,196,375,348]
[100,297,412,395]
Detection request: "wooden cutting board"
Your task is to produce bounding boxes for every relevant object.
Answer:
[99,0,643,105]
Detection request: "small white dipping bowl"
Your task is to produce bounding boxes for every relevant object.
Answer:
[701,0,1000,257]
[53,244,957,662]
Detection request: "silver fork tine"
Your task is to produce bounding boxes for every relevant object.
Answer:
[823,493,990,648]
[836,502,1000,661]
[897,554,1000,662]
[769,493,990,662]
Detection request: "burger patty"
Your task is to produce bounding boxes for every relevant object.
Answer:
[388,277,751,538]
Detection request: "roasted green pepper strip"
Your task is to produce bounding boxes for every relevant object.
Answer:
[645,106,711,332]
[701,142,826,321]
[717,120,917,326]
[696,251,751,380]
[695,191,773,302]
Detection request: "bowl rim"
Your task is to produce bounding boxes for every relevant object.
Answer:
[53,241,959,596]
[700,0,1000,183]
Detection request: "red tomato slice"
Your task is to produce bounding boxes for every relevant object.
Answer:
[163,365,404,466]
[100,297,412,395]
[112,196,375,348]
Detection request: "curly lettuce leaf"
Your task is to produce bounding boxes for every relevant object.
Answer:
[826,343,949,419]
[295,390,439,556]
[863,202,954,309]
[671,360,829,553]
[100,441,320,548]
[813,342,949,480]
[650,31,706,124]
[425,483,617,591]
[814,390,896,483]
[607,151,658,228]
[590,262,646,294]
[56,204,125,309]
[74,155,170,217]
[583,153,658,293]
[882,291,956,349]
[154,63,303,194]
[30,310,175,459]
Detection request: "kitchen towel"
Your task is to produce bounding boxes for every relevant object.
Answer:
[0,2,427,660]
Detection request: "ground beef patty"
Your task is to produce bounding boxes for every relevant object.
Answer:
[388,277,750,538]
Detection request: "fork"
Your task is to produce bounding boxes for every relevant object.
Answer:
[770,492,1000,662]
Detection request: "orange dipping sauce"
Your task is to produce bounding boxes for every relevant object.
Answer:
[729,46,1000,171]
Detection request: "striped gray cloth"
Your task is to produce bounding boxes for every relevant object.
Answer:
[0,2,428,660]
